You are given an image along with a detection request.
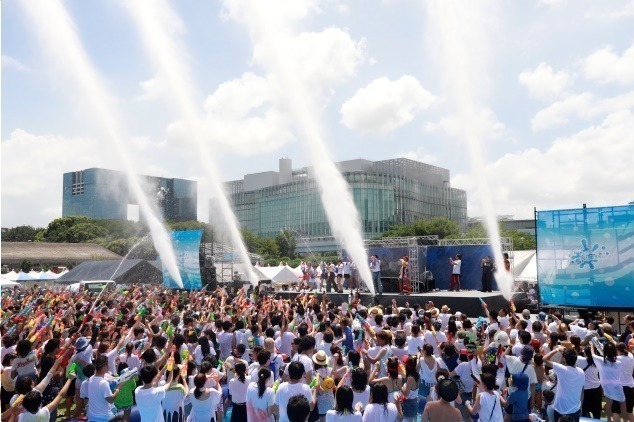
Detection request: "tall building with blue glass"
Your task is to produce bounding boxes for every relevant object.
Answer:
[63,168,197,222]
[217,158,467,239]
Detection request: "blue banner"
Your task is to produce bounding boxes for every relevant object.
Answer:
[426,245,497,291]
[537,205,634,308]
[163,230,203,290]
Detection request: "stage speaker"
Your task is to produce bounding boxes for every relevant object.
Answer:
[381,277,399,293]
[417,237,439,246]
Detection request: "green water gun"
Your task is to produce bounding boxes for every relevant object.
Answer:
[273,379,280,392]
[166,324,174,338]
[309,373,320,389]
[217,358,224,370]
[66,362,77,378]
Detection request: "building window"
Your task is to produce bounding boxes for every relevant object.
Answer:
[72,171,85,196]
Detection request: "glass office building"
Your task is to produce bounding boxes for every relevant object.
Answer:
[218,158,467,239]
[63,168,197,222]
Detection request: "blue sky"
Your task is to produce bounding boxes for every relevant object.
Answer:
[2,0,634,228]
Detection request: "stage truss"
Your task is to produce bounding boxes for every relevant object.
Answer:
[363,236,513,293]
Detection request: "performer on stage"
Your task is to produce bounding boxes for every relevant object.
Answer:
[370,254,382,296]
[449,253,462,292]
[480,255,495,292]
[398,256,411,294]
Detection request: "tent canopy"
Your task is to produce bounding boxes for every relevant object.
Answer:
[15,271,36,281]
[0,279,20,287]
[516,253,537,283]
[56,260,162,284]
[259,266,302,287]
[2,270,19,281]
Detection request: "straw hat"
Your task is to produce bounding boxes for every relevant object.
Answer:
[441,305,450,312]
[430,308,439,318]
[560,340,574,350]
[494,331,510,347]
[312,350,329,366]
[368,306,383,316]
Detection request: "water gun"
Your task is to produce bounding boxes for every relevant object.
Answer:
[11,394,24,408]
[135,307,147,321]
[29,325,50,343]
[119,367,139,384]
[182,349,189,362]
[479,297,488,308]
[309,373,320,389]
[273,379,281,392]
[166,324,174,338]
[180,360,188,378]
[166,346,176,372]
[66,362,78,378]
[509,299,516,313]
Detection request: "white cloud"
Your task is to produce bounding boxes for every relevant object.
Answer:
[340,76,434,135]
[400,148,439,165]
[539,0,568,6]
[1,130,113,227]
[518,62,573,100]
[2,55,29,72]
[585,1,634,20]
[454,110,634,218]
[582,43,634,85]
[425,108,508,141]
[531,91,634,131]
[136,76,167,101]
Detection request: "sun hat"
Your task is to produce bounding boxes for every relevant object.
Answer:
[430,308,439,318]
[368,306,383,316]
[494,331,510,347]
[75,337,89,352]
[312,350,329,366]
[441,305,450,312]
[522,309,531,319]
[538,312,547,322]
[520,345,535,362]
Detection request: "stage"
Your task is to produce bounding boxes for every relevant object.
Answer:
[272,290,510,318]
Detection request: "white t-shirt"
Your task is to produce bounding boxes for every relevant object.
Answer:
[406,335,425,355]
[229,377,250,403]
[12,351,38,377]
[246,382,274,422]
[453,361,475,393]
[352,385,370,409]
[617,354,634,388]
[505,355,537,397]
[1,345,16,362]
[575,356,600,389]
[275,332,296,357]
[452,260,462,275]
[18,407,50,422]
[424,331,447,356]
[218,332,233,360]
[362,403,398,422]
[81,376,115,422]
[593,357,625,402]
[438,313,451,331]
[274,382,312,422]
[284,354,313,382]
[551,363,584,415]
[188,389,222,422]
[135,385,167,422]
[326,410,362,422]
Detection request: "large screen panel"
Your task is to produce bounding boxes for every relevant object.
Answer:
[163,229,203,290]
[537,205,634,308]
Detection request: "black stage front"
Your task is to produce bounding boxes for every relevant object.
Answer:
[272,290,509,318]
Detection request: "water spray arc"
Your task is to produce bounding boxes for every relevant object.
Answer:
[228,3,375,295]
[123,0,258,285]
[20,0,183,288]
[425,1,513,299]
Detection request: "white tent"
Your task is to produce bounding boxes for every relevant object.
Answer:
[3,270,19,281]
[35,270,58,281]
[509,250,536,280]
[15,271,36,281]
[0,279,20,287]
[46,270,61,279]
[231,264,269,283]
[28,270,40,278]
[259,266,302,287]
[516,254,538,283]
[287,265,304,278]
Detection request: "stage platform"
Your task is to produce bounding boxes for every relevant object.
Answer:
[272,290,509,318]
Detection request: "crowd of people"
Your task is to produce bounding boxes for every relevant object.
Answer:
[1,283,633,422]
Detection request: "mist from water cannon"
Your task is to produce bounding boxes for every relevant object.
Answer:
[20,0,183,288]
[226,2,375,295]
[123,0,259,286]
[425,1,513,299]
